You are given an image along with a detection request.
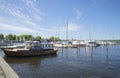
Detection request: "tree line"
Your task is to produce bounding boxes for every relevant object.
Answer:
[0,33,60,41]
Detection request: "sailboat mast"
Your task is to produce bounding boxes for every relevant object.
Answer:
[66,20,68,41]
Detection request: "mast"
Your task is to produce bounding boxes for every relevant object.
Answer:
[66,20,68,41]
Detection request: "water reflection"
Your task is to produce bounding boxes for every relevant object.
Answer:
[106,47,109,64]
[76,47,80,57]
[90,47,93,63]
[84,47,94,62]
[79,46,110,65]
[4,55,57,66]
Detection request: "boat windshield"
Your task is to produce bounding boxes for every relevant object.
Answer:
[25,41,42,50]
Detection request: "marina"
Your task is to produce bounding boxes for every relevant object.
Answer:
[0,0,120,78]
[0,43,120,78]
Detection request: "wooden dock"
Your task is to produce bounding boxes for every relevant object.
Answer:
[0,57,19,78]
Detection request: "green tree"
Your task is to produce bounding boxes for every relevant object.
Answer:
[16,36,20,41]
[20,35,24,41]
[36,36,41,40]
[49,36,55,41]
[54,37,61,41]
[13,35,16,40]
[5,34,14,40]
[41,37,45,42]
[23,35,27,40]
[27,35,32,40]
[49,36,61,41]
[20,34,33,41]
[0,33,4,40]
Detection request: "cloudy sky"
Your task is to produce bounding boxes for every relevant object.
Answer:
[0,0,120,40]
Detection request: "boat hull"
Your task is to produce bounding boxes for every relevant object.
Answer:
[3,49,58,57]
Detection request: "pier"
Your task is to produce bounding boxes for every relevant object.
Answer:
[0,57,19,78]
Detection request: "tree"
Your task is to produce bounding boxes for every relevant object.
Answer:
[23,35,27,40]
[36,36,41,40]
[16,36,20,41]
[49,36,61,41]
[13,35,16,40]
[41,37,45,42]
[0,33,4,40]
[5,34,14,40]
[49,36,55,41]
[54,37,61,41]
[20,34,33,41]
[20,35,24,41]
[27,35,32,40]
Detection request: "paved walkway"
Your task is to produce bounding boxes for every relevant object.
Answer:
[0,57,19,78]
[0,66,6,78]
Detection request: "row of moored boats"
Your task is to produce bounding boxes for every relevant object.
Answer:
[53,40,117,48]
[0,40,118,57]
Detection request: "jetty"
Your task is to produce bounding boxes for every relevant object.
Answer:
[0,57,19,78]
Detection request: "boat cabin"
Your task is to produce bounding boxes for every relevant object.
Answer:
[41,43,54,50]
[25,41,54,50]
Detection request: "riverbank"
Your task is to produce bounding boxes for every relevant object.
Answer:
[0,57,19,78]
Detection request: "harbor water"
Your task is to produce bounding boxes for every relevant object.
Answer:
[0,44,120,78]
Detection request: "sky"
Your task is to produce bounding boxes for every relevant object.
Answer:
[0,0,120,40]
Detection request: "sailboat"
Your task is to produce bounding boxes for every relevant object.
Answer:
[65,21,78,48]
[53,24,68,48]
[85,33,99,47]
[53,21,78,48]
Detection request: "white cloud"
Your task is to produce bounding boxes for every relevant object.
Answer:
[68,23,80,31]
[75,9,82,20]
[0,0,47,33]
[0,2,25,19]
[0,0,45,23]
[58,23,80,32]
[0,21,61,35]
[22,0,45,21]
[0,23,39,33]
[9,9,27,19]
[91,0,107,8]
[22,20,37,27]
[22,0,45,15]
[0,0,81,38]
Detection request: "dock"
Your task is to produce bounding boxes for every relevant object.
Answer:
[0,57,19,78]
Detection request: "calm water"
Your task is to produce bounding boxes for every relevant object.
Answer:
[1,44,120,78]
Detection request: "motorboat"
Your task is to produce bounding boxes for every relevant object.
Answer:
[85,40,98,47]
[2,41,58,57]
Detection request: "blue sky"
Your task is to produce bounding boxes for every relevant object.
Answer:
[0,0,120,40]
